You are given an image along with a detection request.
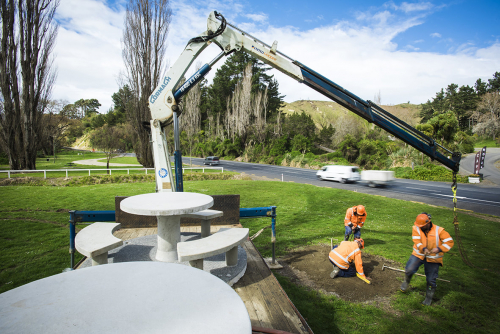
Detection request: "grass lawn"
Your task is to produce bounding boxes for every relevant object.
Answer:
[0,179,499,333]
[474,138,499,148]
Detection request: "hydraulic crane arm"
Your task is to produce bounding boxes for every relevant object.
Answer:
[149,11,460,192]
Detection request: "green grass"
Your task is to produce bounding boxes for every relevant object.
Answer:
[474,138,499,148]
[0,180,498,333]
[97,156,142,165]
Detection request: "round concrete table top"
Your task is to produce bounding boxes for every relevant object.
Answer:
[120,192,213,216]
[0,262,252,334]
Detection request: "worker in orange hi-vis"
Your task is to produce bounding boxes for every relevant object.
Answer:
[344,205,367,241]
[400,213,454,306]
[328,238,371,284]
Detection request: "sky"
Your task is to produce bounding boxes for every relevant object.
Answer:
[53,0,500,113]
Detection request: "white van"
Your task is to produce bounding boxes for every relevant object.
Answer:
[361,170,395,187]
[316,165,361,183]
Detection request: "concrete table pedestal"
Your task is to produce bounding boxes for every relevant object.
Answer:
[121,192,214,263]
[156,215,182,262]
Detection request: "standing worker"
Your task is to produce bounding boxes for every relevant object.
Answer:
[344,205,367,241]
[400,213,454,305]
[328,238,371,284]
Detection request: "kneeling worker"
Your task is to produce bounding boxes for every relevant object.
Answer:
[344,205,367,241]
[329,238,371,284]
[400,213,454,306]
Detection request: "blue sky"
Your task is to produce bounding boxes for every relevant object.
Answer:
[239,0,500,54]
[54,0,500,112]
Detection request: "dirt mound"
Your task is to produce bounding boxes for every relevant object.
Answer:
[277,245,404,302]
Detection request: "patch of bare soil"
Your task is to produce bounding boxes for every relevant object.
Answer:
[276,244,404,303]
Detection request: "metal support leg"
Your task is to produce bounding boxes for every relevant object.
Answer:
[68,211,76,271]
[271,206,276,264]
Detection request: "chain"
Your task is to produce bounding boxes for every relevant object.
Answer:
[452,172,475,268]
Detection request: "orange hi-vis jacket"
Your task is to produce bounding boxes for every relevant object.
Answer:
[328,241,366,278]
[344,207,367,228]
[412,224,454,266]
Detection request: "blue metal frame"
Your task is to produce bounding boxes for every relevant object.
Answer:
[68,210,116,270]
[174,150,184,192]
[67,207,278,268]
[240,206,277,264]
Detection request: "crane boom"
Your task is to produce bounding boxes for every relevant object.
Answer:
[148,11,461,192]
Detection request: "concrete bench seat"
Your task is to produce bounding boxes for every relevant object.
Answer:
[75,222,123,266]
[177,228,249,270]
[182,209,223,238]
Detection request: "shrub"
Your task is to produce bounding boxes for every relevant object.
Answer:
[391,163,468,182]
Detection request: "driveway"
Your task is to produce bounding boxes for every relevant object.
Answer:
[460,147,500,186]
[73,154,142,167]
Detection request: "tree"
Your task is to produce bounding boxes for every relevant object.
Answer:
[282,112,316,141]
[318,124,335,147]
[487,72,500,93]
[90,124,134,170]
[39,99,70,159]
[290,134,311,154]
[473,92,500,140]
[208,52,284,128]
[0,0,59,170]
[225,63,252,142]
[475,78,488,96]
[180,72,202,165]
[122,0,171,167]
[109,85,133,125]
[74,98,101,118]
[428,111,459,143]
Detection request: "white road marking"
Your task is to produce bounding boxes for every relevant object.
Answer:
[431,193,500,205]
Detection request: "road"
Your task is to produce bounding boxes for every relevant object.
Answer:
[186,157,500,217]
[111,152,500,217]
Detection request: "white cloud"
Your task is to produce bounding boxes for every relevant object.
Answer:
[245,13,268,22]
[53,0,126,112]
[50,0,500,115]
[397,2,434,13]
[431,32,442,38]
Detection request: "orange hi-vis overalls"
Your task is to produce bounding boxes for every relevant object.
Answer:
[412,224,454,265]
[344,207,367,228]
[328,241,366,278]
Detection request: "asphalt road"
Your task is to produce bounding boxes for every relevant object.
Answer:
[187,157,500,217]
[459,147,500,185]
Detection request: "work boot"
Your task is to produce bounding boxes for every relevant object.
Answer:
[422,286,436,306]
[400,273,412,292]
[330,266,340,279]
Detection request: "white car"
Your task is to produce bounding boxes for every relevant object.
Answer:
[316,165,360,183]
[203,156,220,166]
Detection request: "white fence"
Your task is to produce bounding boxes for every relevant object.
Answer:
[0,167,224,179]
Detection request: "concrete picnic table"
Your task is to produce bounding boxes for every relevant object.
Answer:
[120,192,213,262]
[0,262,252,333]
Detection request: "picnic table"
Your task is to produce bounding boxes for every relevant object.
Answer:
[120,192,214,262]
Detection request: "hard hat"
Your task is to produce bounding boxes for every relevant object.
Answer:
[414,213,430,227]
[421,212,432,220]
[356,205,366,216]
[355,238,365,249]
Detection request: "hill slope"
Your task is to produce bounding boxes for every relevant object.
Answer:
[279,100,421,128]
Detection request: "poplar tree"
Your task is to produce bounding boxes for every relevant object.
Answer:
[0,0,59,170]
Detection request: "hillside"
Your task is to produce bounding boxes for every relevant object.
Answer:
[279,100,421,128]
